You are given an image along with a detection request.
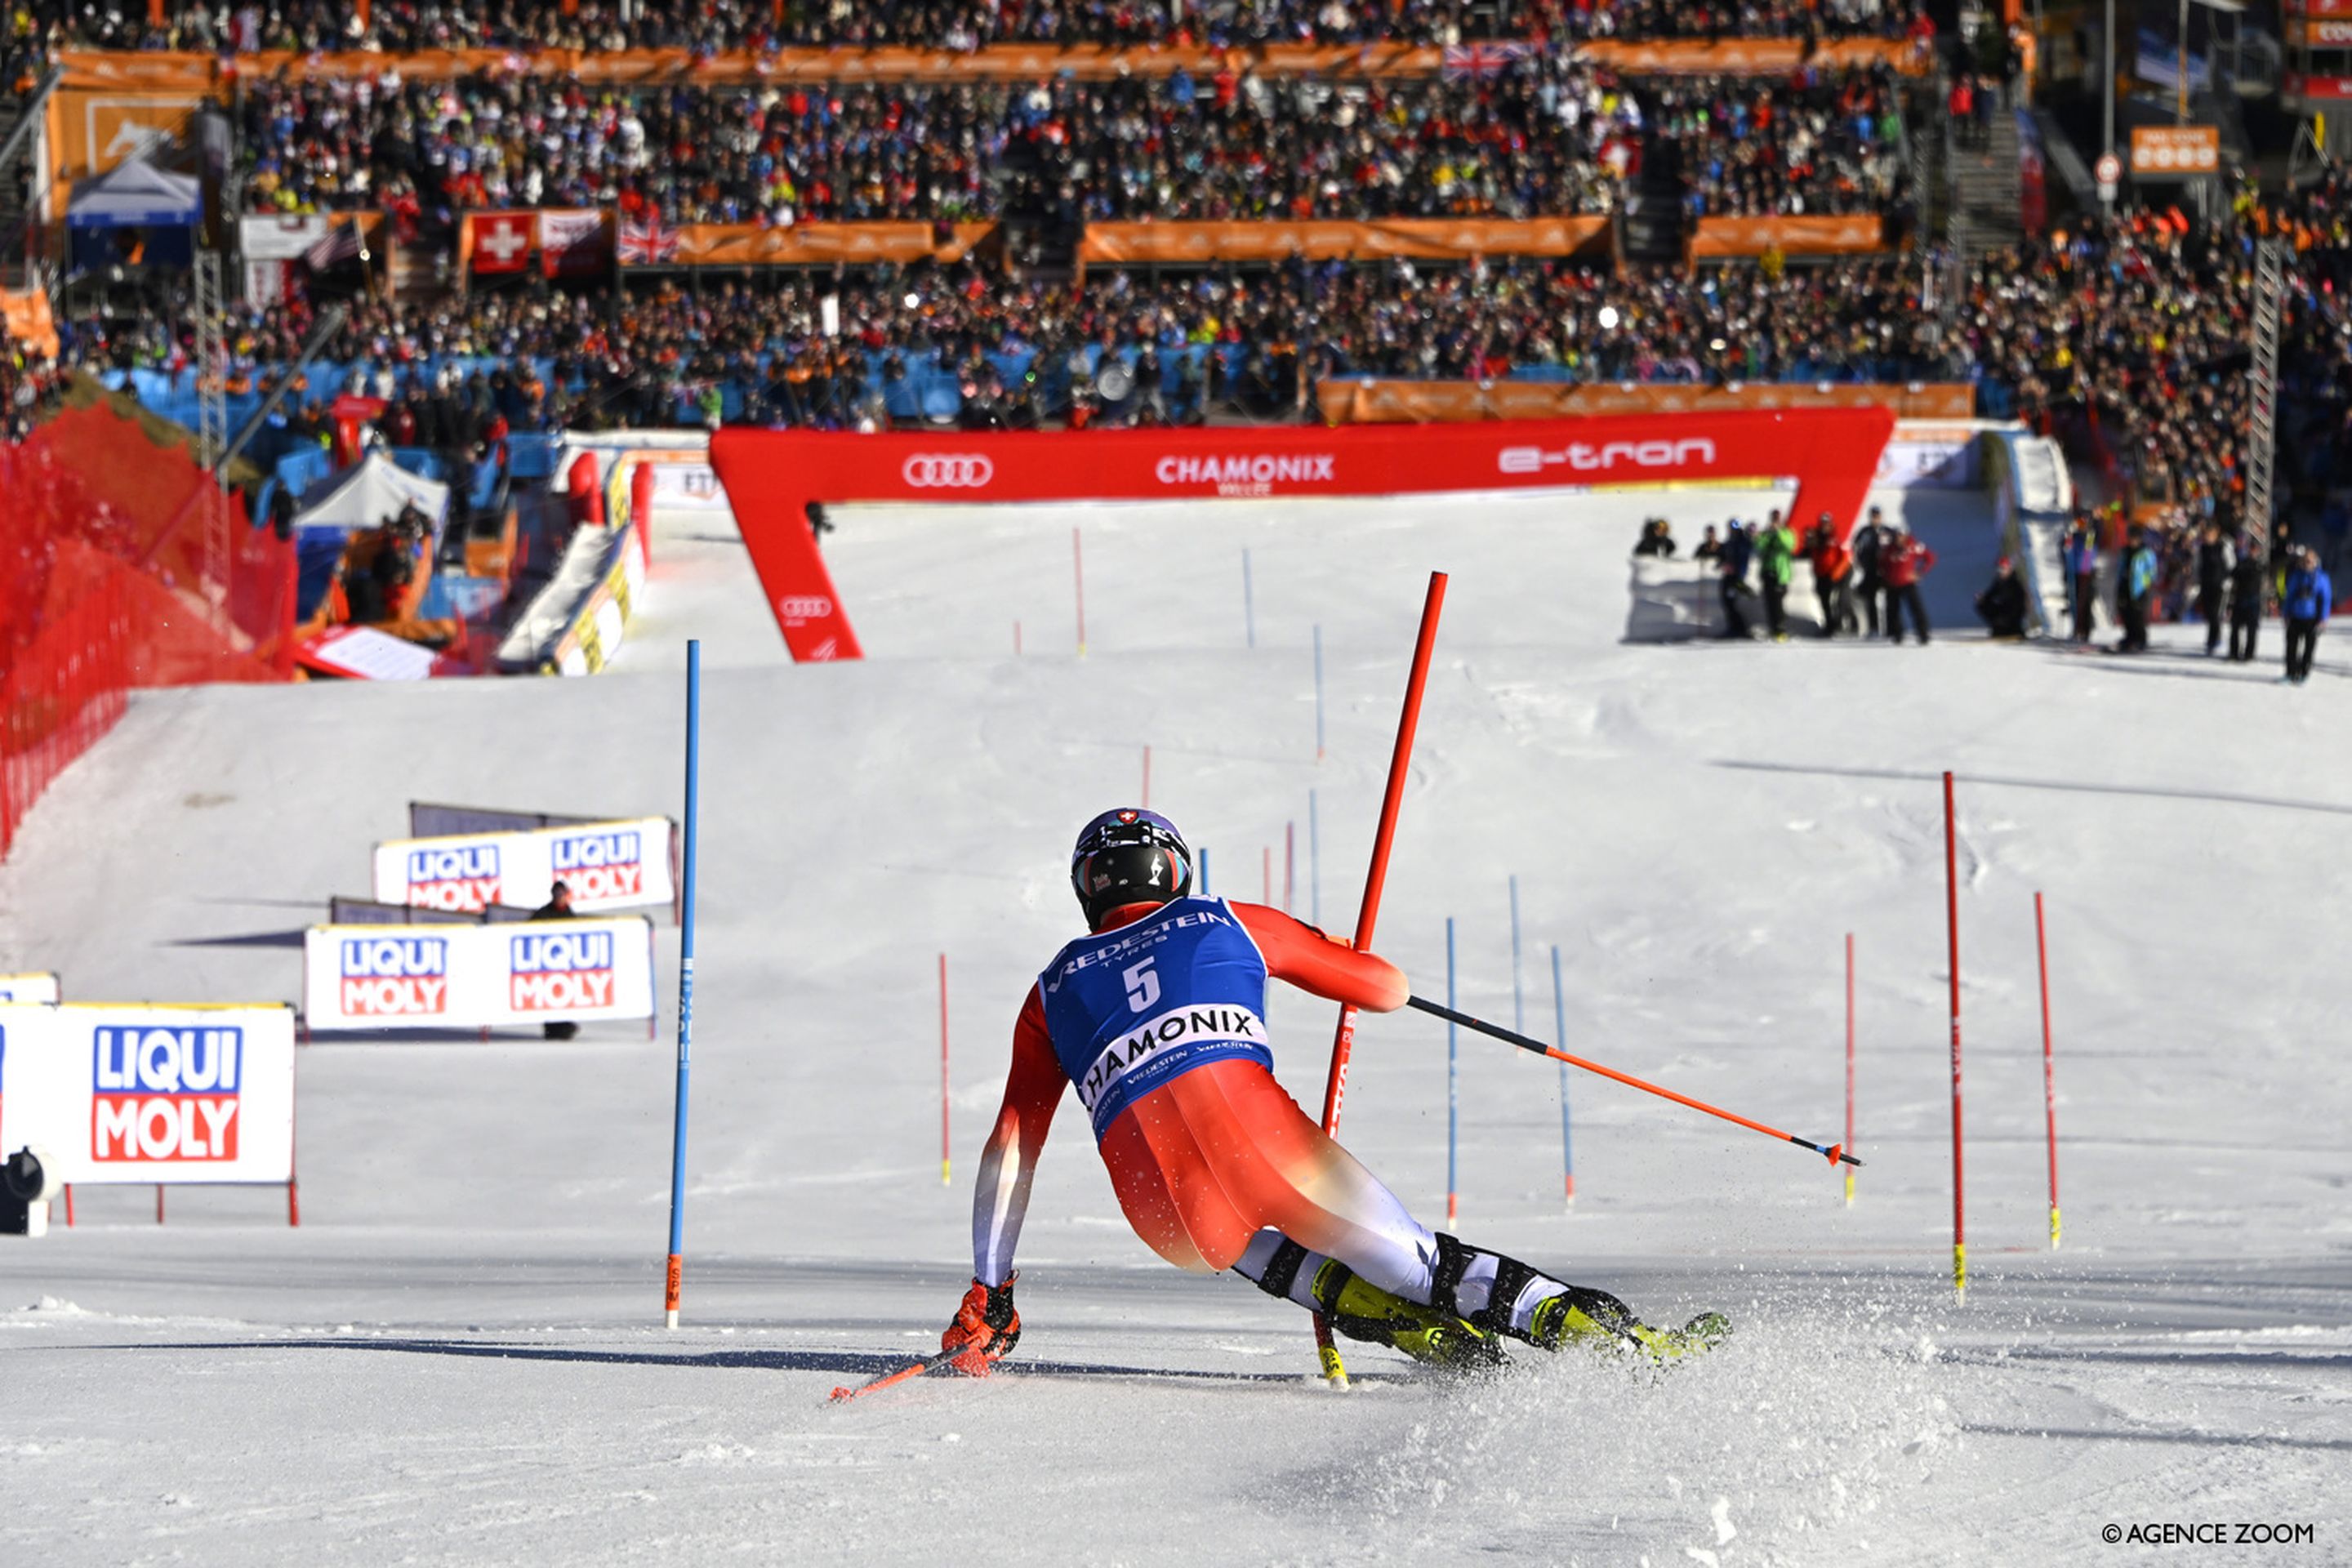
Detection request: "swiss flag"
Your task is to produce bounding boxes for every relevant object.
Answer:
[470,212,534,274]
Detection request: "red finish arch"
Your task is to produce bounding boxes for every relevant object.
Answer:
[710,407,1895,662]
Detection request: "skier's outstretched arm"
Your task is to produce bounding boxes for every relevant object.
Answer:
[970,984,1064,1287]
[1231,902,1408,1013]
[943,986,1062,1376]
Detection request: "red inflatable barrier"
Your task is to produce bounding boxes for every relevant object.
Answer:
[710,408,1896,662]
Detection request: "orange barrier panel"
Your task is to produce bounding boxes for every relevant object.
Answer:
[2,289,60,359]
[666,221,996,267]
[1078,216,1612,266]
[1686,215,1895,260]
[1580,38,1929,74]
[1317,378,1972,424]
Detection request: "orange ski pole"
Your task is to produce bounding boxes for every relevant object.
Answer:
[830,1347,964,1404]
[1405,997,1862,1169]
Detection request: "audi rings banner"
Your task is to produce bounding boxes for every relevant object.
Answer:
[710,409,1896,662]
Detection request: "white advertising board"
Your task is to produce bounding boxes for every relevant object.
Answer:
[1875,424,1982,489]
[0,973,60,1004]
[556,433,728,513]
[302,920,656,1031]
[372,817,676,914]
[0,1004,295,1183]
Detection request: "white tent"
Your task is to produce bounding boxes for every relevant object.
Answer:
[67,157,200,229]
[292,453,451,547]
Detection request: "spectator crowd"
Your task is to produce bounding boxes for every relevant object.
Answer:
[7,0,1929,80]
[227,58,1912,227]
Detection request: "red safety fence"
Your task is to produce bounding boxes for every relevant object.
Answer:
[0,403,296,857]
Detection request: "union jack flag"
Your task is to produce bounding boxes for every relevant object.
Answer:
[618,215,679,266]
[1441,42,1532,81]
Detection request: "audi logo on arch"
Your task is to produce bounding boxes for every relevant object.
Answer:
[902,454,995,488]
[777,595,834,621]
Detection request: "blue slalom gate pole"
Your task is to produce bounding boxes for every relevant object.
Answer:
[1307,789,1320,925]
[1244,549,1257,648]
[1552,944,1575,1206]
[1312,623,1325,760]
[1446,915,1459,1226]
[1509,874,1524,1037]
[1200,844,1211,896]
[664,639,702,1327]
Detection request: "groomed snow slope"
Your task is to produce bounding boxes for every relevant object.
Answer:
[2,483,2346,1567]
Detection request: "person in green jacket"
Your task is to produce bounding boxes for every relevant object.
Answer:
[1757,509,1798,642]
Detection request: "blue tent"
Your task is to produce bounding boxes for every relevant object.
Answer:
[68,158,200,269]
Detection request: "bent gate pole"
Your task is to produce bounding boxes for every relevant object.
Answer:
[1311,572,1448,1388]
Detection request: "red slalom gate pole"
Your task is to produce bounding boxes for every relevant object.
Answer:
[1944,771,1966,1301]
[1262,846,1272,905]
[1312,571,1449,1388]
[2036,893,2060,1250]
[1844,932,1856,1206]
[1072,528,1087,657]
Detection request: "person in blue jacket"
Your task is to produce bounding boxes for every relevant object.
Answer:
[2115,525,2158,653]
[2283,545,2332,685]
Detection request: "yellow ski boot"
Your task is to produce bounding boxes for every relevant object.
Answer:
[1311,1261,1510,1374]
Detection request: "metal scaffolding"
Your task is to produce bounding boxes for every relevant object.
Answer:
[194,247,228,481]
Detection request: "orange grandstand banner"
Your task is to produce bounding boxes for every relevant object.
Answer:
[42,83,210,216]
[1077,216,1612,267]
[1579,38,1929,74]
[1317,378,1973,425]
[1686,214,1894,261]
[657,221,996,267]
[53,35,1922,89]
[55,43,1442,87]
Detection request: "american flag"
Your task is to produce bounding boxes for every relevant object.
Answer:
[305,216,364,270]
[1441,42,1532,81]
[618,215,679,266]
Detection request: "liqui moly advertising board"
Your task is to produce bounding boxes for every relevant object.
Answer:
[302,919,657,1031]
[0,972,60,1004]
[0,1004,296,1184]
[372,817,677,915]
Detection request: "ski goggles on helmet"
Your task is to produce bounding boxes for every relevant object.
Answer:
[1071,808,1193,928]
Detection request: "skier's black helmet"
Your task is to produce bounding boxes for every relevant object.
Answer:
[1071,808,1193,929]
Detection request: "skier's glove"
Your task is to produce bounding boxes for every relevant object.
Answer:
[942,1274,1021,1377]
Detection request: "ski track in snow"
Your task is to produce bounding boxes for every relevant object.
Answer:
[2,484,2349,1566]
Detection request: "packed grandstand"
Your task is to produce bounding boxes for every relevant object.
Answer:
[3,0,2349,820]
